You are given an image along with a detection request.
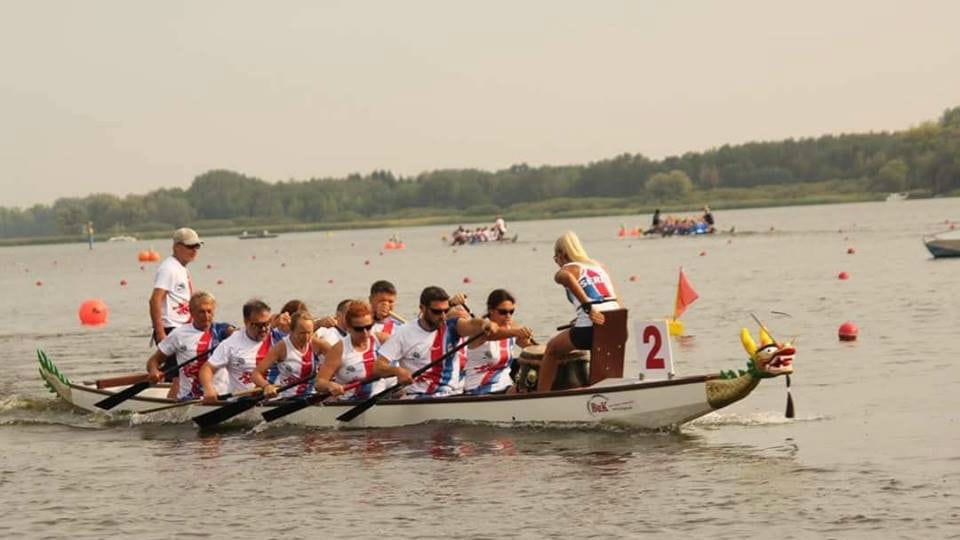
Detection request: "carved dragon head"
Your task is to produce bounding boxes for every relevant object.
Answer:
[740,327,795,378]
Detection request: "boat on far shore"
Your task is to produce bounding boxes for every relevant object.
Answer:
[238,230,278,240]
[886,192,909,202]
[107,235,138,242]
[924,229,960,258]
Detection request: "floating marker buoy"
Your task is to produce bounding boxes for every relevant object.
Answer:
[628,275,638,282]
[396,242,406,249]
[281,262,286,268]
[35,280,42,287]
[139,265,145,271]
[618,228,626,238]
[384,241,397,250]
[838,321,858,341]
[206,264,212,269]
[364,260,370,265]
[78,299,108,326]
[137,250,151,262]
[120,279,127,287]
[462,276,472,284]
[699,251,706,257]
[847,247,856,254]
[251,255,256,260]
[328,279,334,284]
[379,251,384,256]
[216,279,223,285]
[838,271,850,280]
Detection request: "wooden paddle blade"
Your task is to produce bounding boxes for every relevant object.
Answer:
[193,397,259,429]
[94,380,152,410]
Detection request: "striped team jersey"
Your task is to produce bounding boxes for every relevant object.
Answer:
[373,315,403,338]
[563,262,618,327]
[158,322,232,399]
[333,334,380,400]
[463,337,516,394]
[378,318,464,397]
[269,335,318,398]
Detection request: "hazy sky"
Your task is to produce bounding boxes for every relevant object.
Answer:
[1,1,958,208]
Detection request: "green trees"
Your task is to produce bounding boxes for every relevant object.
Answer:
[645,170,694,202]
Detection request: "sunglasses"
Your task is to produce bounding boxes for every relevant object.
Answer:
[180,243,201,250]
[496,308,516,316]
[351,323,374,332]
[428,307,451,316]
[249,321,270,330]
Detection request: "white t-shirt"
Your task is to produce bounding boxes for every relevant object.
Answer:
[157,322,232,399]
[207,330,268,394]
[153,256,193,328]
[378,318,464,397]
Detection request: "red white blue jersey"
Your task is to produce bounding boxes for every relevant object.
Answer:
[378,318,464,397]
[333,334,380,400]
[463,337,515,394]
[373,315,403,338]
[563,262,618,327]
[208,330,270,394]
[158,322,232,399]
[269,336,318,398]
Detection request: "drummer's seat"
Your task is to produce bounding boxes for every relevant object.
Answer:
[514,309,629,391]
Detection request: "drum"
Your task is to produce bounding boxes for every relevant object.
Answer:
[514,344,590,392]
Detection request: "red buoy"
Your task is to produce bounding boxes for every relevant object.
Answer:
[206,264,213,269]
[281,262,286,268]
[838,271,850,280]
[847,247,856,254]
[120,279,128,287]
[216,279,224,285]
[35,280,43,287]
[838,321,858,341]
[699,251,707,257]
[364,260,370,265]
[139,265,145,271]
[462,276,472,284]
[78,299,108,326]
[328,279,334,284]
[628,275,638,282]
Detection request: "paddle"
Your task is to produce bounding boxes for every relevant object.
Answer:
[137,387,262,415]
[192,371,318,429]
[749,313,795,419]
[260,377,373,423]
[94,347,217,410]
[336,332,485,423]
[96,373,149,389]
[388,310,408,324]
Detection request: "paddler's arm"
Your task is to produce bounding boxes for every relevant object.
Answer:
[198,362,219,404]
[252,341,285,398]
[374,354,413,385]
[556,267,606,326]
[149,288,167,341]
[146,349,168,383]
[313,341,344,396]
[455,314,499,338]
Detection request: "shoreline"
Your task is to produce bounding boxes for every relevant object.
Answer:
[0,191,928,248]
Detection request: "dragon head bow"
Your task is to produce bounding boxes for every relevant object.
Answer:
[740,326,795,378]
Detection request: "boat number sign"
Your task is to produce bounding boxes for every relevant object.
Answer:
[633,320,675,380]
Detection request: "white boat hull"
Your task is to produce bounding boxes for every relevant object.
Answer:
[39,352,719,430]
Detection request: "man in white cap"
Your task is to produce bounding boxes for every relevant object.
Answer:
[149,227,203,391]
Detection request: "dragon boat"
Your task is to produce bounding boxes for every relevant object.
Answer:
[37,314,795,430]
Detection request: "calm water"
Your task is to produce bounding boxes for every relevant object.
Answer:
[2,200,959,539]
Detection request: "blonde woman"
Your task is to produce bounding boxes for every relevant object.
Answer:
[538,231,623,392]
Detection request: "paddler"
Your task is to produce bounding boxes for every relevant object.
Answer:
[462,289,534,395]
[198,299,272,403]
[146,291,234,399]
[253,310,334,398]
[538,231,623,392]
[376,286,498,398]
[370,280,403,338]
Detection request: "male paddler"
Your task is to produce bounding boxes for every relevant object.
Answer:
[375,286,498,398]
[149,227,202,393]
[146,291,234,399]
[198,299,272,404]
[370,280,404,338]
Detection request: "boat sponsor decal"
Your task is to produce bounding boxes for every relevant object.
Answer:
[586,394,635,416]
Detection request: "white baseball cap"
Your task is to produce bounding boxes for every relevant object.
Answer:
[172,227,203,246]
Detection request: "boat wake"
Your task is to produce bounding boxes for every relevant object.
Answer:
[691,410,828,428]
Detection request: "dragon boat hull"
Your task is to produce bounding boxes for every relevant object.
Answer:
[39,351,728,430]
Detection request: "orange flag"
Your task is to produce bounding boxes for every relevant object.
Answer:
[673,266,699,319]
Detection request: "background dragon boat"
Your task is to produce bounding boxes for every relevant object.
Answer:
[37,313,795,430]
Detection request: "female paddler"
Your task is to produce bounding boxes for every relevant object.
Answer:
[462,289,534,395]
[253,310,338,398]
[538,231,623,392]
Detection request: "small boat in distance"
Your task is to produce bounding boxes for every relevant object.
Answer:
[886,192,909,202]
[238,230,279,240]
[107,235,138,242]
[924,229,960,258]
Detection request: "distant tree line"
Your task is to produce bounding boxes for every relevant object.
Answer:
[2,106,959,239]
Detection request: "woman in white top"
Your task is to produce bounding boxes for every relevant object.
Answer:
[254,310,340,398]
[462,289,534,395]
[538,231,623,392]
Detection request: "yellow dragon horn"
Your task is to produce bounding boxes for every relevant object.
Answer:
[740,327,758,357]
[759,327,774,347]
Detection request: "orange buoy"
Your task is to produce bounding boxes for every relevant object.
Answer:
[384,241,397,250]
[396,242,406,249]
[838,271,850,280]
[78,299,108,326]
[838,321,858,341]
[847,247,856,254]
[137,250,151,262]
[149,250,161,262]
[617,228,626,238]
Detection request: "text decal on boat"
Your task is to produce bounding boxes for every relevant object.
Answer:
[586,394,636,416]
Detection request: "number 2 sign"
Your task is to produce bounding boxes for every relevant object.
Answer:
[633,320,675,380]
